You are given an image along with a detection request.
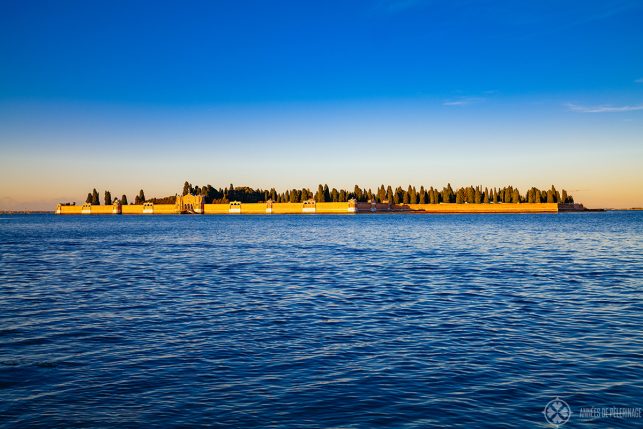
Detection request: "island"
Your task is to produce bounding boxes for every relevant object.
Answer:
[55,182,593,214]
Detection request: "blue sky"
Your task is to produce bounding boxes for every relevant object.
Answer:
[1,0,642,208]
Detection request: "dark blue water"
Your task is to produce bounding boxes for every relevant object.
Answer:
[1,213,642,428]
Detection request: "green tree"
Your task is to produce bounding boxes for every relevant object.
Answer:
[442,183,455,203]
[104,191,112,205]
[301,188,310,202]
[512,189,520,203]
[386,186,394,203]
[378,185,386,203]
[456,188,465,204]
[316,184,325,202]
[121,194,128,205]
[466,186,475,203]
[547,189,555,203]
[353,185,362,202]
[86,193,92,204]
[331,188,339,202]
[402,189,410,204]
[561,189,568,204]
[323,184,330,202]
[138,189,146,204]
[91,188,100,205]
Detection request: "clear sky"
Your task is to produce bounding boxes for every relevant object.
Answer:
[1,0,642,209]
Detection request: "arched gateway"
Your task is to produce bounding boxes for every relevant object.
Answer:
[176,194,204,214]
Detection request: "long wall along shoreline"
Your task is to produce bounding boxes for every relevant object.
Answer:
[56,194,571,214]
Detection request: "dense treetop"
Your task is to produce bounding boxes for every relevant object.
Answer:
[83,182,574,205]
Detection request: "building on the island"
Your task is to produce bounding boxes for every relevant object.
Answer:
[176,194,204,214]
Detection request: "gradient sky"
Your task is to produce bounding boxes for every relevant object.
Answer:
[1,0,642,209]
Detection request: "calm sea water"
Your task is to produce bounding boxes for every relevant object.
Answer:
[1,212,642,428]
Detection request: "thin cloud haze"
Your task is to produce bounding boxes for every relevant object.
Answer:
[443,97,484,107]
[565,103,643,113]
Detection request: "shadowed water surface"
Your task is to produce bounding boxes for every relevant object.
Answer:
[1,213,642,428]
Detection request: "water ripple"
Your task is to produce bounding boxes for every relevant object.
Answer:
[1,213,642,428]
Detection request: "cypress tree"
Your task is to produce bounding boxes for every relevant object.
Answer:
[402,190,410,204]
[512,189,520,203]
[316,184,325,202]
[331,188,339,202]
[91,188,100,205]
[86,193,93,204]
[456,188,465,204]
[138,189,146,204]
[547,190,555,203]
[104,191,112,205]
[378,185,386,202]
[386,186,394,203]
[466,186,475,203]
[449,184,455,202]
[353,185,362,202]
[441,187,449,203]
[121,194,128,205]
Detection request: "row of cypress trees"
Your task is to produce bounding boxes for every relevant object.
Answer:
[176,182,574,204]
[84,183,573,205]
[84,189,143,205]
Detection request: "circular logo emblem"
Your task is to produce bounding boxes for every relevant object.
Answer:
[543,397,571,426]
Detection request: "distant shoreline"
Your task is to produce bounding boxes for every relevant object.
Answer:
[0,211,54,214]
[7,208,643,215]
